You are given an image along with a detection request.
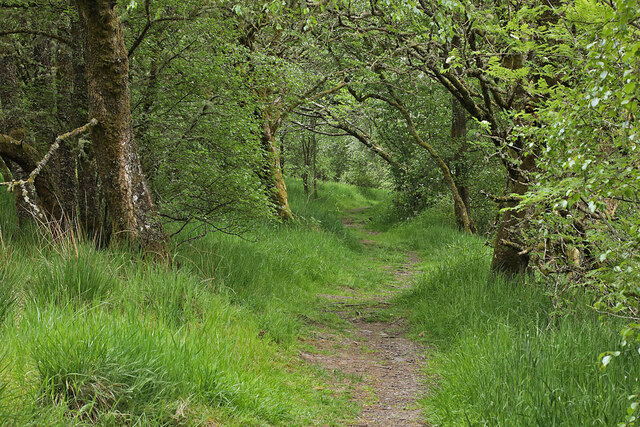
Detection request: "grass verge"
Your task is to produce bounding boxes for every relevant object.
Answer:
[0,180,387,425]
[385,210,640,426]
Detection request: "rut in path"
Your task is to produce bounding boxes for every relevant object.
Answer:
[300,208,428,426]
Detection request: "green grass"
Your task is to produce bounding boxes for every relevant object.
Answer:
[0,180,385,425]
[382,209,640,426]
[1,180,636,425]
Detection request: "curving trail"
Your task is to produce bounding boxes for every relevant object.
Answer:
[300,208,429,426]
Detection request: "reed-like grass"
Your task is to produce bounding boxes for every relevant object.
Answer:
[0,182,383,425]
[387,209,640,426]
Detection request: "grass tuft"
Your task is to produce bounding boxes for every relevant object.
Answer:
[30,250,117,305]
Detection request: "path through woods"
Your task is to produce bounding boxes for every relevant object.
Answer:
[300,207,429,426]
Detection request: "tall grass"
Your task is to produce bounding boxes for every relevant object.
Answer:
[5,179,633,425]
[0,183,383,425]
[387,209,640,426]
[30,250,117,305]
[0,269,15,326]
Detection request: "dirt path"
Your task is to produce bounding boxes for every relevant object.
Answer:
[300,208,428,426]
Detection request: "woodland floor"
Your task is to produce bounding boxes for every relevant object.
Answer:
[299,207,429,426]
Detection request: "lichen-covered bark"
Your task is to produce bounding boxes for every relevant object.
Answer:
[0,42,46,223]
[260,118,293,221]
[76,0,166,253]
[0,134,62,221]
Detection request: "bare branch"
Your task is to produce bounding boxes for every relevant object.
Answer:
[0,119,97,190]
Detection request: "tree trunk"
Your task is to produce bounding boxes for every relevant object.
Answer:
[52,42,79,228]
[70,9,104,240]
[76,0,167,253]
[301,134,310,196]
[312,128,318,199]
[491,1,561,275]
[78,146,104,241]
[279,133,286,174]
[451,97,476,233]
[0,41,42,223]
[491,144,534,275]
[260,118,293,220]
[50,11,97,231]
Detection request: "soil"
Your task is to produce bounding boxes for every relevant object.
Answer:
[299,209,428,426]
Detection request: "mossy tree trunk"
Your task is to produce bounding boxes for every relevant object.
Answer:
[76,0,167,253]
[51,23,80,229]
[490,147,534,275]
[451,97,476,233]
[260,116,293,221]
[0,41,42,223]
[70,10,104,240]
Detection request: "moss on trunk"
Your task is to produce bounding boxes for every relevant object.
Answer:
[76,0,167,253]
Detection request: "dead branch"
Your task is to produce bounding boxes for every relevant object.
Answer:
[0,119,97,217]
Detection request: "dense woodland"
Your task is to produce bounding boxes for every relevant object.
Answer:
[1,0,640,425]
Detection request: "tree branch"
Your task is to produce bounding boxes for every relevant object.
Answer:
[0,119,97,188]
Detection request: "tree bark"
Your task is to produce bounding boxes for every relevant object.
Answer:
[51,34,79,228]
[490,0,562,275]
[260,118,294,220]
[279,133,286,174]
[0,41,41,223]
[78,145,103,241]
[451,97,476,233]
[70,9,104,240]
[312,127,318,199]
[76,0,167,253]
[302,134,310,196]
[0,134,63,221]
[490,140,534,275]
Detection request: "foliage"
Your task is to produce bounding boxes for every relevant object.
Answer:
[3,0,640,424]
[514,2,640,412]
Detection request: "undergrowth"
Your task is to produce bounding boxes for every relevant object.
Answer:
[0,180,386,425]
[2,179,634,425]
[386,210,640,426]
